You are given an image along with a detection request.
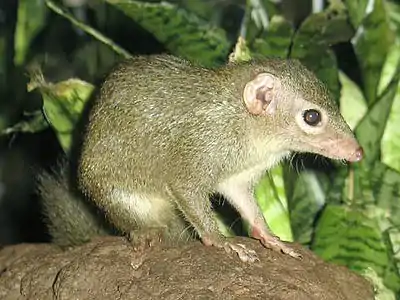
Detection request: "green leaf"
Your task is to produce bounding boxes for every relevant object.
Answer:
[348,0,394,104]
[385,227,400,280]
[14,0,47,65]
[290,3,354,100]
[105,0,230,67]
[387,0,400,36]
[378,42,400,95]
[28,71,94,154]
[250,15,294,59]
[365,162,400,225]
[361,268,396,300]
[1,111,48,135]
[324,166,350,205]
[170,0,219,25]
[353,160,400,290]
[285,168,327,245]
[343,0,368,28]
[380,43,400,172]
[340,160,400,292]
[312,204,400,293]
[72,41,121,80]
[354,59,400,166]
[45,0,132,59]
[366,209,400,293]
[242,0,277,43]
[342,161,400,222]
[339,71,368,130]
[254,165,293,242]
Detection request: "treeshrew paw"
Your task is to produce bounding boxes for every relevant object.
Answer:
[223,242,260,263]
[252,226,302,259]
[201,234,259,263]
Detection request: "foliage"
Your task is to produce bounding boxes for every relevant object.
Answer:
[1,0,400,297]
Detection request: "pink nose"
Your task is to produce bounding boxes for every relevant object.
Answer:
[351,147,363,162]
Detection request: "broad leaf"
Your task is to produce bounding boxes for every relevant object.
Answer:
[312,204,400,293]
[347,0,394,104]
[362,267,396,300]
[28,72,94,154]
[291,3,354,100]
[343,0,368,28]
[354,60,400,166]
[285,168,327,245]
[45,0,132,59]
[387,0,400,36]
[14,0,47,65]
[380,43,400,172]
[340,160,400,291]
[242,0,279,43]
[1,111,48,135]
[105,0,230,66]
[255,165,293,242]
[365,162,400,226]
[339,71,368,130]
[250,15,294,59]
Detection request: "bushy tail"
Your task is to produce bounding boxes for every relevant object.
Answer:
[37,162,112,247]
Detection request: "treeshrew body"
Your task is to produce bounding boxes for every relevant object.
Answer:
[40,54,363,262]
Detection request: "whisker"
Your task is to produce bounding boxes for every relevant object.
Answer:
[178,224,194,242]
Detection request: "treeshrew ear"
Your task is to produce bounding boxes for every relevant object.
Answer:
[243,73,279,115]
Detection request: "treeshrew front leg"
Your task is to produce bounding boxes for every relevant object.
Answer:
[251,217,301,258]
[201,233,259,263]
[173,189,260,263]
[218,179,302,259]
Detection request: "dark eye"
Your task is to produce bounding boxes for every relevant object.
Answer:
[303,109,321,126]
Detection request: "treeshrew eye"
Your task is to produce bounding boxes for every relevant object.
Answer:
[303,109,321,126]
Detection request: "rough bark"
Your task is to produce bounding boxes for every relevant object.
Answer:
[0,237,374,300]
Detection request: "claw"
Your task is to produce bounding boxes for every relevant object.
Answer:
[202,235,260,263]
[128,228,163,252]
[252,226,302,259]
[224,243,259,263]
